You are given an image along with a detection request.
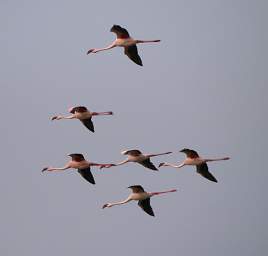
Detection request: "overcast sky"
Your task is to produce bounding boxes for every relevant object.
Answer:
[1,0,268,255]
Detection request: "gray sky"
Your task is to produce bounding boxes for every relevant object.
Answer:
[1,0,267,255]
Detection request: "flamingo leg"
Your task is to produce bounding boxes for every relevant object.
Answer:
[149,189,177,196]
[204,157,230,162]
[159,162,185,168]
[146,152,172,158]
[91,111,113,116]
[136,39,161,44]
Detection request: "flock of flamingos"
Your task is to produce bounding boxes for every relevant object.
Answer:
[42,25,230,217]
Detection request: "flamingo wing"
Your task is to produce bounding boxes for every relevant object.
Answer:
[124,45,143,66]
[128,185,145,193]
[80,118,95,132]
[69,154,85,161]
[181,148,200,158]
[139,158,158,171]
[196,163,218,183]
[70,106,88,114]
[110,25,130,38]
[138,198,155,216]
[123,149,142,156]
[78,167,95,184]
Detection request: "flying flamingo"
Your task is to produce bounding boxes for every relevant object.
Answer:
[102,185,177,216]
[42,153,113,184]
[159,148,230,183]
[51,106,113,132]
[101,149,172,171]
[87,25,161,66]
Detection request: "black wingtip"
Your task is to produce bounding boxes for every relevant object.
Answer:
[207,177,218,183]
[150,166,158,171]
[209,175,218,183]
[110,24,117,31]
[148,212,155,217]
[147,167,158,171]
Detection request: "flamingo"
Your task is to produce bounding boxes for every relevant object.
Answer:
[159,148,230,183]
[42,153,113,184]
[87,25,161,66]
[101,149,172,171]
[102,185,177,216]
[51,106,113,133]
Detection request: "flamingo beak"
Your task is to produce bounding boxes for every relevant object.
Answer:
[87,49,94,54]
[102,204,108,209]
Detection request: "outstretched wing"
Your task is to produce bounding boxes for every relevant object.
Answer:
[78,167,95,184]
[196,163,217,183]
[181,148,199,158]
[80,118,95,132]
[124,45,143,66]
[128,185,145,193]
[110,25,130,38]
[69,153,85,162]
[138,198,155,216]
[139,158,158,171]
[123,149,142,156]
[70,106,88,114]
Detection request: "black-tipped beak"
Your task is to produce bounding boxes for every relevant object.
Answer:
[87,49,94,55]
[102,204,108,209]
